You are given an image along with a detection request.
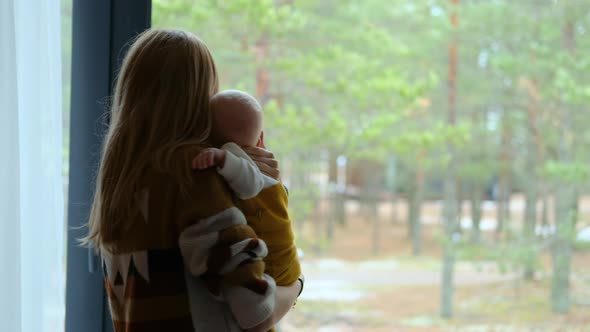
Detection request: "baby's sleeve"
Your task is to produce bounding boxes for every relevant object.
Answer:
[217,142,266,200]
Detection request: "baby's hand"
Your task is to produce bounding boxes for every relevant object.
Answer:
[192,148,226,169]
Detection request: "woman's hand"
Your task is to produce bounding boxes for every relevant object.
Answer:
[244,278,302,332]
[243,146,280,180]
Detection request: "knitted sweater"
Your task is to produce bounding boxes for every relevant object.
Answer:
[101,145,279,331]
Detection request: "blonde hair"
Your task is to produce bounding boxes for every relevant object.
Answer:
[83,29,219,251]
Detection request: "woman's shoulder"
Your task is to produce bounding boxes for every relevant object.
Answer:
[160,143,211,178]
[168,145,239,223]
[173,143,211,165]
[164,143,232,194]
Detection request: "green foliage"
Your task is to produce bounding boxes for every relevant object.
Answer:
[263,99,322,154]
[152,0,590,244]
[153,0,448,219]
[541,160,590,184]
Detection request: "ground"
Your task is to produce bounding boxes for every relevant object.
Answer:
[278,197,590,332]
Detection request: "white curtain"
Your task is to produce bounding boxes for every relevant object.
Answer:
[0,0,66,331]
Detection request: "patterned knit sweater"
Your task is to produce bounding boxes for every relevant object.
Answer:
[101,145,283,331]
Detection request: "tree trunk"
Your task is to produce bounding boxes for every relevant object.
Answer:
[572,192,579,230]
[551,187,575,313]
[386,156,398,225]
[470,184,483,243]
[332,192,346,227]
[455,180,463,235]
[441,0,458,319]
[362,162,381,255]
[551,6,576,313]
[496,139,510,242]
[391,195,399,224]
[288,159,305,236]
[371,199,380,255]
[408,166,424,255]
[299,169,320,256]
[523,77,540,279]
[328,151,338,183]
[326,200,334,240]
[523,175,538,280]
[313,212,322,255]
[334,154,347,226]
[407,178,415,239]
[441,168,457,318]
[254,37,270,104]
[541,192,550,233]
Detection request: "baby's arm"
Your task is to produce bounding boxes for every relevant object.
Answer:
[192,143,266,200]
[192,147,226,170]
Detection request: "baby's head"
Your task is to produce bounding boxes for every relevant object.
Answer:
[210,90,263,147]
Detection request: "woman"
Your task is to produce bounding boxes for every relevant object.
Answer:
[83,29,301,332]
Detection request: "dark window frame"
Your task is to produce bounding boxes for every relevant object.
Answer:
[65,1,151,331]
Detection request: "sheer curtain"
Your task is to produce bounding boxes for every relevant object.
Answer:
[0,0,66,331]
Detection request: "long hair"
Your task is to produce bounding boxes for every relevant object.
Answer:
[83,29,219,251]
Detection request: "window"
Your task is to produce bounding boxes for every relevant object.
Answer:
[153,1,590,331]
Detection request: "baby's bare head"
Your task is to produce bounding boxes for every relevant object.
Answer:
[210,90,263,147]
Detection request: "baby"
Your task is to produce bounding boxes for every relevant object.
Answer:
[194,90,301,279]
[194,89,272,199]
[192,90,302,327]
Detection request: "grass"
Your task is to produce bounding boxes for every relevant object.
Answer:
[282,208,590,331]
[285,278,590,331]
[290,299,386,329]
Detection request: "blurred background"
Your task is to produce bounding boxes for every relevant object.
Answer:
[59,0,590,331]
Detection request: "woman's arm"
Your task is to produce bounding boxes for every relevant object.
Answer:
[245,278,302,332]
